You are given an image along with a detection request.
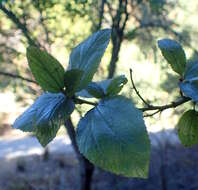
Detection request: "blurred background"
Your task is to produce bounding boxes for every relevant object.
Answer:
[0,0,198,189]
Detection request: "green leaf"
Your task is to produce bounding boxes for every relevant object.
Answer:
[35,123,60,147]
[27,46,65,92]
[76,96,150,178]
[13,93,74,146]
[158,39,186,76]
[106,75,128,96]
[77,75,128,99]
[177,110,198,147]
[64,69,84,97]
[86,82,105,98]
[68,29,111,90]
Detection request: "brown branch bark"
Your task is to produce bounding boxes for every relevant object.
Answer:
[108,0,129,78]
[0,71,37,84]
[140,97,191,112]
[96,0,106,31]
[0,3,40,47]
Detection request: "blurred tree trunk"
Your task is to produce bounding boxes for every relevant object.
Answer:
[108,28,123,78]
[107,0,129,78]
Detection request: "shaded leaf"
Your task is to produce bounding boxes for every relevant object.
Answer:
[177,110,198,147]
[158,39,186,76]
[184,61,198,81]
[86,82,105,98]
[13,93,74,146]
[76,89,93,98]
[106,75,128,96]
[68,29,111,90]
[179,82,198,102]
[35,123,60,147]
[76,75,128,99]
[64,69,84,97]
[179,61,198,102]
[76,96,150,178]
[27,46,65,92]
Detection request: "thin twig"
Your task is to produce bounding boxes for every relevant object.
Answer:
[0,3,39,47]
[0,71,37,84]
[74,97,98,106]
[130,68,191,116]
[130,68,150,106]
[140,97,191,112]
[121,0,129,31]
[143,110,161,117]
[96,0,106,30]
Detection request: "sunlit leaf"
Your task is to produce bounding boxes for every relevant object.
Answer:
[76,96,150,178]
[13,93,74,146]
[27,46,65,92]
[68,29,111,90]
[158,39,186,76]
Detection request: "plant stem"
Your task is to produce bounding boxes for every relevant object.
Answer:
[74,97,98,106]
[140,96,191,112]
[130,68,150,106]
[130,68,191,117]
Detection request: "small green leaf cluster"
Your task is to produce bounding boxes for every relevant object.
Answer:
[13,29,150,178]
[158,39,198,147]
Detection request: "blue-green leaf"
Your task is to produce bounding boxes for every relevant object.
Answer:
[76,96,150,178]
[158,39,186,76]
[177,110,198,147]
[68,29,111,90]
[179,82,198,102]
[64,69,84,97]
[77,75,128,99]
[184,61,198,81]
[27,46,65,92]
[13,93,74,146]
[179,61,198,102]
